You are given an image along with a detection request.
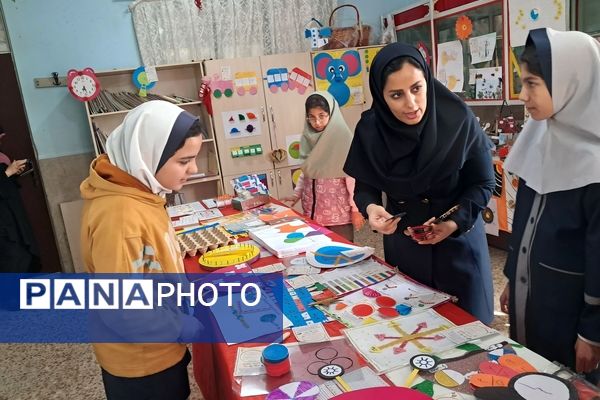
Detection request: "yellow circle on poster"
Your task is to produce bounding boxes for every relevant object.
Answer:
[292,169,302,186]
[434,369,465,388]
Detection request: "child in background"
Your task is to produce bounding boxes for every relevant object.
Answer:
[281,92,364,241]
[80,101,203,399]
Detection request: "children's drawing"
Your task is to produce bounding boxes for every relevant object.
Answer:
[343,310,458,373]
[265,68,289,93]
[234,71,259,96]
[313,50,363,107]
[509,0,566,47]
[320,275,451,327]
[288,68,312,94]
[222,108,261,139]
[208,73,234,98]
[436,41,464,93]
[475,67,502,100]
[469,33,497,64]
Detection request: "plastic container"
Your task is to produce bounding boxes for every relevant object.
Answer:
[262,344,291,377]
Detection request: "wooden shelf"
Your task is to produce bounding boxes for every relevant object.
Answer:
[85,61,222,201]
[90,101,203,118]
[184,174,221,185]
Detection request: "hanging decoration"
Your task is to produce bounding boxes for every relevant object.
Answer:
[132,66,157,97]
[455,15,473,40]
[416,42,431,66]
[194,0,203,10]
[304,18,332,50]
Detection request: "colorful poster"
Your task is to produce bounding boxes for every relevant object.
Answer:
[508,0,566,47]
[436,41,464,93]
[233,71,259,96]
[475,67,503,99]
[313,49,364,107]
[221,109,261,140]
[285,135,302,166]
[291,167,302,189]
[484,197,499,236]
[469,33,497,64]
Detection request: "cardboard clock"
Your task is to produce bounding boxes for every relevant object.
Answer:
[67,68,101,102]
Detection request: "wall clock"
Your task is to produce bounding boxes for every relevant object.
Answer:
[67,68,101,102]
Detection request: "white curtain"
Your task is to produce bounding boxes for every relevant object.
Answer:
[130,0,336,65]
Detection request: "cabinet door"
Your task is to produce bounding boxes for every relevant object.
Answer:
[259,52,314,169]
[204,57,274,176]
[274,166,303,214]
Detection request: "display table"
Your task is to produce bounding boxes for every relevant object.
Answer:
[183,203,476,400]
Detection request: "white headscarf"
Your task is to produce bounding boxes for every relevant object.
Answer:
[106,100,192,197]
[300,91,353,179]
[504,29,600,194]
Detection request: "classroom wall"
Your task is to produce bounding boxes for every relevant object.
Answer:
[1,0,141,271]
[1,0,141,159]
[342,0,422,42]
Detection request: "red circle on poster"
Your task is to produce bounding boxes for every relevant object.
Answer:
[378,307,400,318]
[375,296,396,308]
[351,304,374,317]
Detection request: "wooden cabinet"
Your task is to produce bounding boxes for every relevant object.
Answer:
[83,62,223,201]
[204,52,313,210]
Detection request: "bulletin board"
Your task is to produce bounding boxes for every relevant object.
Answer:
[433,0,504,100]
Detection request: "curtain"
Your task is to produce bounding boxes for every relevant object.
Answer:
[130,0,336,65]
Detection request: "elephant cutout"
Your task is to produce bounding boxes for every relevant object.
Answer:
[313,50,362,107]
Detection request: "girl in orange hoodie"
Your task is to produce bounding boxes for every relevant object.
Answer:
[80,100,205,399]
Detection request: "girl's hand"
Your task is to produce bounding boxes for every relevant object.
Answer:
[408,217,458,245]
[351,211,365,231]
[5,159,27,177]
[367,204,401,235]
[280,196,299,207]
[575,337,600,373]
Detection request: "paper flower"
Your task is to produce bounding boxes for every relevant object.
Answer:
[455,15,473,40]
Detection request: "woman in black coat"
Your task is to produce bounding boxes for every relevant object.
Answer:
[0,129,40,273]
[344,43,495,324]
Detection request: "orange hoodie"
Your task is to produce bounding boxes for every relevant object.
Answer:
[80,154,186,377]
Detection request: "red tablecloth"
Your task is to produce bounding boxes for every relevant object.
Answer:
[184,204,476,400]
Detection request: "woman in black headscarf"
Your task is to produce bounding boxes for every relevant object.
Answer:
[344,43,495,324]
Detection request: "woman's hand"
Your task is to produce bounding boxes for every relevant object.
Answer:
[406,217,458,245]
[351,211,365,231]
[280,196,299,207]
[500,282,509,314]
[575,337,600,373]
[5,159,27,177]
[367,204,401,235]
